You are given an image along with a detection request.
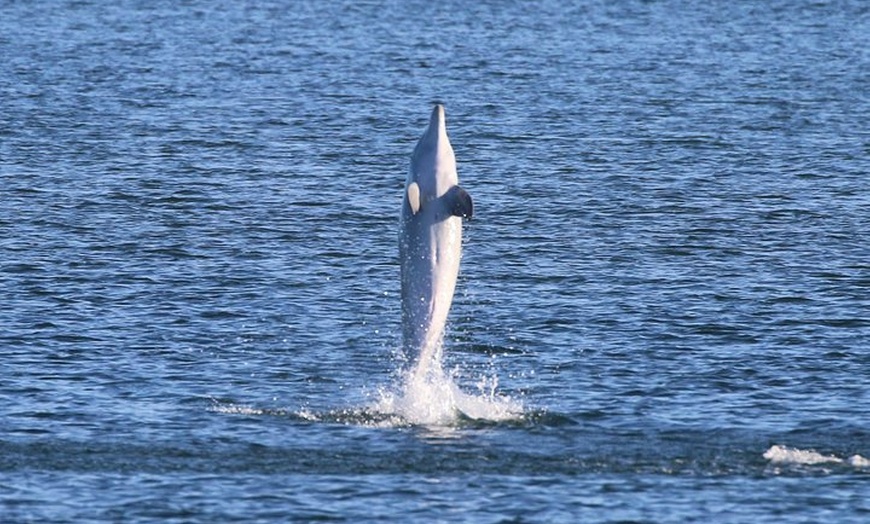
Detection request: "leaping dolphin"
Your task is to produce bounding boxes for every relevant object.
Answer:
[399,104,473,373]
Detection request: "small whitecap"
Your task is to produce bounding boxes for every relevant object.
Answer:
[764,444,854,466]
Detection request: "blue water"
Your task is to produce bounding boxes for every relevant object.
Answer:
[2,0,869,521]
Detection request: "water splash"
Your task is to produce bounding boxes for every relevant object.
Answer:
[369,353,525,427]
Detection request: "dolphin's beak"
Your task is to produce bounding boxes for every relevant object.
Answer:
[430,104,446,130]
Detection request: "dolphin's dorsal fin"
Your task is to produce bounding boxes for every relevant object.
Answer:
[449,186,473,219]
[407,182,421,214]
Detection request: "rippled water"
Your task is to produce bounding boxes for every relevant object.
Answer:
[2,0,869,522]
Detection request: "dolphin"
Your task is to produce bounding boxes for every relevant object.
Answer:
[399,104,473,373]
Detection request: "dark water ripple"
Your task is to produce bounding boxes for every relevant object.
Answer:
[2,0,870,521]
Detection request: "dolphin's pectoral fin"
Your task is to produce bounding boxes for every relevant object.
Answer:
[407,182,421,214]
[449,185,473,219]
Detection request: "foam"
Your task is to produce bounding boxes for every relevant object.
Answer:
[209,403,268,416]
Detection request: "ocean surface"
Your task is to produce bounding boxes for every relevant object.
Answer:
[2,0,869,522]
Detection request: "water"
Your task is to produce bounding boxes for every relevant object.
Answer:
[2,0,869,521]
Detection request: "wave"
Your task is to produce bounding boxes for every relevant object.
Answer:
[763,445,869,468]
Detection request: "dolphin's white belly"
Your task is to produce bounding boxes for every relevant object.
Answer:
[400,210,462,363]
[398,104,472,370]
